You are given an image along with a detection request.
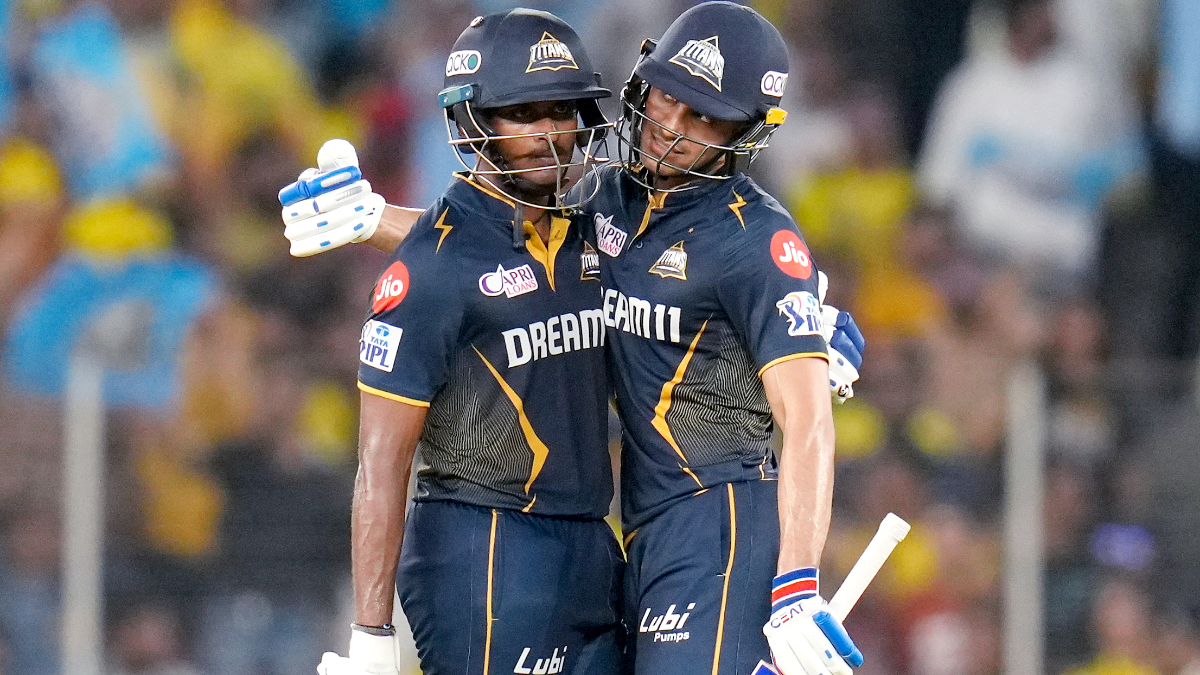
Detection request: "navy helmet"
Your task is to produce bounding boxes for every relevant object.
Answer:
[437,9,611,209]
[617,1,790,188]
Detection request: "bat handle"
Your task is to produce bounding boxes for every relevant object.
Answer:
[827,513,910,622]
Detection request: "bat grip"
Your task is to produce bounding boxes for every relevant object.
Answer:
[827,513,910,622]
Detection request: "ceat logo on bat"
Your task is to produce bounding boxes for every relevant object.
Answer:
[373,262,410,312]
[770,230,812,279]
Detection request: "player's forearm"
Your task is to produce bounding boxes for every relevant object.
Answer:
[351,458,410,626]
[762,358,836,573]
[369,205,423,253]
[352,393,425,626]
[775,411,835,572]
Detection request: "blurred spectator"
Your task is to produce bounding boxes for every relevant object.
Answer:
[1065,575,1160,675]
[0,507,60,675]
[1139,392,1200,618]
[107,602,202,675]
[1043,460,1100,673]
[200,354,350,675]
[918,0,1143,290]
[3,198,216,408]
[0,137,64,327]
[29,1,172,200]
[1148,0,1200,359]
[167,0,344,211]
[1157,606,1200,675]
[1045,299,1117,468]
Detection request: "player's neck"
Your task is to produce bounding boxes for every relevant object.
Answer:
[526,208,554,243]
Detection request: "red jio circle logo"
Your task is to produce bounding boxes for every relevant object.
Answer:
[372,262,410,312]
[770,230,812,279]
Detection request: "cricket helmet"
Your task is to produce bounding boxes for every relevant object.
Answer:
[616,1,790,188]
[437,9,611,209]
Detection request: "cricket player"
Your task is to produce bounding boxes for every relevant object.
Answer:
[284,5,865,675]
[292,10,623,675]
[584,5,864,675]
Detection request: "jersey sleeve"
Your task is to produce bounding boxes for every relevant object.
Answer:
[717,206,828,376]
[357,213,465,406]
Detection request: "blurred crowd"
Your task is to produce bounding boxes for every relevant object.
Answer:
[0,0,1197,674]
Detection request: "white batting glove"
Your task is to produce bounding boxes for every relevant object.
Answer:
[317,627,401,675]
[281,139,386,257]
[764,569,862,675]
[816,272,864,403]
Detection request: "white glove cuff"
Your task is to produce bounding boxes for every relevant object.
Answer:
[348,629,397,667]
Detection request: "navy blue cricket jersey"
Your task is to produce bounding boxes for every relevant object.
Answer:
[580,164,828,529]
[358,174,612,518]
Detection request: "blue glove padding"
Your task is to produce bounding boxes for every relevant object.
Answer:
[279,165,362,206]
[830,312,864,371]
[813,610,863,668]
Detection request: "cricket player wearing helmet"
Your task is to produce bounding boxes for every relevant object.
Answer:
[583,3,865,675]
[299,10,622,675]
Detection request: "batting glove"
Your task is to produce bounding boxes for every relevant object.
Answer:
[763,568,863,675]
[317,625,401,675]
[281,139,386,257]
[816,272,865,403]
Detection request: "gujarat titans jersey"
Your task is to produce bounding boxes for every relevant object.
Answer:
[580,164,828,529]
[358,174,611,518]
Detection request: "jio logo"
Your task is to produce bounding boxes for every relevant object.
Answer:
[770,230,812,280]
[372,261,410,312]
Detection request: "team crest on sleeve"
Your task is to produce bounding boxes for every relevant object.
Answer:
[668,36,724,91]
[594,213,628,257]
[479,263,539,298]
[360,320,403,372]
[770,230,813,280]
[373,261,410,312]
[527,32,579,73]
[649,241,688,280]
[580,241,601,281]
[776,291,823,337]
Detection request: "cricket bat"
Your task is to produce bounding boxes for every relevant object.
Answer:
[752,513,911,675]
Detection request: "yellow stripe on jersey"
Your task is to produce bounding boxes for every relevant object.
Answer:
[473,346,550,493]
[356,381,431,407]
[522,216,570,290]
[521,494,537,513]
[757,351,830,378]
[483,510,499,675]
[711,484,737,675]
[635,191,668,239]
[680,463,704,489]
[651,319,709,463]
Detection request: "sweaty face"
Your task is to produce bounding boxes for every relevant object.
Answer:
[484,100,580,189]
[638,87,742,188]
